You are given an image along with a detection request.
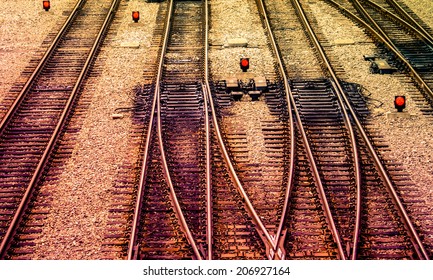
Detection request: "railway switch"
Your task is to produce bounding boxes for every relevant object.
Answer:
[43,1,50,11]
[394,96,406,112]
[240,58,250,72]
[364,55,397,74]
[132,11,140,23]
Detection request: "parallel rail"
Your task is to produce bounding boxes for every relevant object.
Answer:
[129,0,282,260]
[293,0,429,259]
[128,0,204,260]
[257,0,349,259]
[326,0,433,110]
[360,0,433,47]
[384,0,433,42]
[0,0,120,258]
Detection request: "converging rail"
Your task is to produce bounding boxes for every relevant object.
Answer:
[384,0,433,42]
[326,0,433,112]
[257,0,356,259]
[290,0,429,259]
[128,0,206,260]
[0,0,120,258]
[129,0,296,260]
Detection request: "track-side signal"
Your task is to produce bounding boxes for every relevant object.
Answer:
[394,96,406,112]
[132,11,140,23]
[43,1,50,11]
[240,58,249,72]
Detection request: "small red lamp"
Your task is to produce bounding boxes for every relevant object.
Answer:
[43,1,51,11]
[132,11,140,23]
[394,96,406,112]
[240,58,250,72]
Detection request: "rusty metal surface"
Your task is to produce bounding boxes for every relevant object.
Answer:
[0,0,120,259]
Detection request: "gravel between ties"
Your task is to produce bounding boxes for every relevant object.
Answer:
[209,0,279,163]
[30,0,160,260]
[305,0,433,209]
[1,0,433,259]
[400,0,433,29]
[0,0,76,108]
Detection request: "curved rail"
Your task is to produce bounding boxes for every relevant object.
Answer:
[204,85,276,258]
[258,0,348,259]
[254,0,296,260]
[384,0,433,44]
[360,0,433,47]
[256,0,348,260]
[326,0,433,103]
[0,0,121,258]
[203,82,212,260]
[127,0,203,260]
[289,0,362,258]
[203,0,213,261]
[203,1,277,259]
[301,0,430,259]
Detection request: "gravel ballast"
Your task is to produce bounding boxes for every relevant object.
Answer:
[209,0,278,157]
[400,0,433,29]
[0,0,76,107]
[29,0,160,259]
[305,0,433,208]
[1,0,433,260]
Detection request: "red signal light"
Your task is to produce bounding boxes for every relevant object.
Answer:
[132,11,140,23]
[43,1,50,11]
[394,96,406,112]
[240,58,249,72]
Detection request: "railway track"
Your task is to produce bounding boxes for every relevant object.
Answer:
[385,0,433,40]
[353,0,433,105]
[128,0,291,260]
[325,0,433,116]
[0,0,120,259]
[258,0,431,259]
[0,0,430,262]
[127,0,206,260]
[102,2,168,260]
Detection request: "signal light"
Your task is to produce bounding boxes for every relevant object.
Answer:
[394,96,406,112]
[240,58,249,72]
[132,11,140,23]
[43,1,50,11]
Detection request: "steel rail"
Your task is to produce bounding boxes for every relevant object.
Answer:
[204,85,276,259]
[203,2,276,259]
[0,0,84,130]
[360,0,433,48]
[303,0,430,259]
[202,82,212,260]
[0,0,121,258]
[385,0,433,44]
[128,0,203,260]
[155,0,203,260]
[126,0,170,258]
[203,0,213,261]
[254,0,295,260]
[340,0,433,101]
[258,0,347,260]
[289,0,361,260]
[350,0,399,51]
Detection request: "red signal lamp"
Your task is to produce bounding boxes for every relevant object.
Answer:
[43,1,50,11]
[240,58,249,72]
[394,96,406,112]
[132,11,140,23]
